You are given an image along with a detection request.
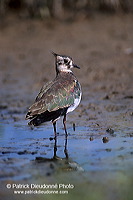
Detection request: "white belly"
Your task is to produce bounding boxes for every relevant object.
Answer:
[67,93,82,114]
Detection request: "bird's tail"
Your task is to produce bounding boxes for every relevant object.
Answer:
[28,115,45,126]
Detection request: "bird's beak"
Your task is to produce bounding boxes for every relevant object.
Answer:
[73,64,80,69]
[51,51,58,57]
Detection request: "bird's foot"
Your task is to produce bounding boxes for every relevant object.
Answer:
[49,137,54,141]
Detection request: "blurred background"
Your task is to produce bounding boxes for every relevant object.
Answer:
[0,0,133,19]
[0,0,133,93]
[0,0,133,110]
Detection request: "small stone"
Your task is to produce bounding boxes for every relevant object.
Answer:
[49,163,55,169]
[105,148,112,152]
[124,95,133,99]
[106,128,114,134]
[0,103,8,109]
[103,95,110,100]
[73,123,76,131]
[130,112,133,116]
[89,136,94,141]
[96,123,99,126]
[18,150,29,155]
[2,151,11,154]
[128,133,133,137]
[102,137,109,143]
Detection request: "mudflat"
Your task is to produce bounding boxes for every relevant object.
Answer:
[0,14,133,200]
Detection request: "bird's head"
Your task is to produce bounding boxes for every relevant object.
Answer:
[52,51,80,74]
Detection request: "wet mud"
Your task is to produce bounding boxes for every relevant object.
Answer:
[0,14,133,200]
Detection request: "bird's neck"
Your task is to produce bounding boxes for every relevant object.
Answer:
[56,69,73,76]
[56,63,73,75]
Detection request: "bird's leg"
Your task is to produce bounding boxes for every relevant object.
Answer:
[64,134,68,159]
[52,120,57,157]
[54,134,57,158]
[63,114,68,136]
[52,121,57,139]
[63,114,68,158]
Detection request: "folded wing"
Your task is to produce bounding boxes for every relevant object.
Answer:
[26,78,80,120]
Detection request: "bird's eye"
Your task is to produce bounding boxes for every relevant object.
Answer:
[64,59,69,64]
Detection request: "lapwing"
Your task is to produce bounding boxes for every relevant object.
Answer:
[25,52,82,138]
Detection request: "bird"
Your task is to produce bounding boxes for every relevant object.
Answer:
[25,52,82,138]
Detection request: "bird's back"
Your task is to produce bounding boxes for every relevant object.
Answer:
[26,72,81,123]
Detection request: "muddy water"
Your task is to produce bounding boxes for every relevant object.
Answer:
[0,14,133,200]
[1,112,133,200]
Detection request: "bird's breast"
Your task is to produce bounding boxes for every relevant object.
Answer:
[67,92,82,114]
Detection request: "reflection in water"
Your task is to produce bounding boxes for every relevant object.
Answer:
[53,135,84,172]
[36,135,83,172]
[64,134,68,159]
[36,135,69,162]
[54,134,68,159]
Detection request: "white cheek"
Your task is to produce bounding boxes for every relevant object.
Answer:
[58,64,72,72]
[59,64,67,70]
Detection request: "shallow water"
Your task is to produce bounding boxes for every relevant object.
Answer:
[0,122,127,162]
[1,120,133,177]
[0,119,133,199]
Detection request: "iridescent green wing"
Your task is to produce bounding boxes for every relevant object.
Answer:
[46,82,75,112]
[46,79,81,112]
[27,79,79,117]
[35,80,54,101]
[26,80,55,118]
